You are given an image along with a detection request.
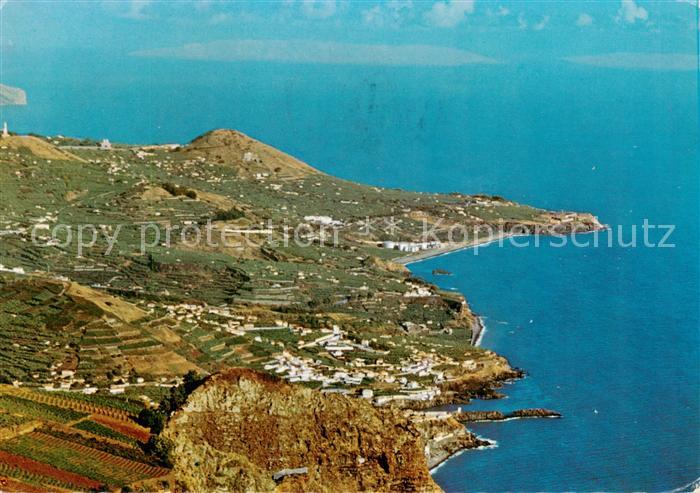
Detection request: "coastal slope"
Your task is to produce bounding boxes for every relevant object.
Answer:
[0,128,602,492]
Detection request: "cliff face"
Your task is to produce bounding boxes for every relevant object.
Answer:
[409,413,489,469]
[162,369,441,493]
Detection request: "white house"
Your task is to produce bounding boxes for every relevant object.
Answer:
[243,151,257,162]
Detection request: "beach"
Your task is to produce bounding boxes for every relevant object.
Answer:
[395,233,516,266]
[470,316,486,346]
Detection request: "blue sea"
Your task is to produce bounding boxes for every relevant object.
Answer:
[2,52,698,491]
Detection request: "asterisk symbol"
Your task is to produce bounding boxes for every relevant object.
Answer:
[357,216,376,236]
[383,216,401,235]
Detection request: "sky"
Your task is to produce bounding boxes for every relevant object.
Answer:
[0,0,698,70]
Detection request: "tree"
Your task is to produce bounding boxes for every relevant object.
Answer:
[137,408,166,434]
[138,372,205,436]
[166,384,187,412]
[143,436,174,467]
[183,370,203,394]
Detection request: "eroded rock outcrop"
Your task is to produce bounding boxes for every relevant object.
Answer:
[162,368,441,492]
[409,412,489,469]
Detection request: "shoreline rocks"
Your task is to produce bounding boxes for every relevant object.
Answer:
[455,408,562,422]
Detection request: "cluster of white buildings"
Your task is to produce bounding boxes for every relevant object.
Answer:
[297,325,375,358]
[380,240,441,253]
[400,359,436,378]
[242,151,259,163]
[0,264,26,275]
[403,283,434,298]
[264,352,327,383]
[373,387,441,406]
[259,327,454,406]
[263,352,377,389]
[38,369,175,403]
[159,302,293,337]
[303,215,344,228]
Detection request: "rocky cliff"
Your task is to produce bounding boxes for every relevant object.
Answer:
[162,369,441,492]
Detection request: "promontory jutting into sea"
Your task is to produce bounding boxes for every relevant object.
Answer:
[0,1,697,491]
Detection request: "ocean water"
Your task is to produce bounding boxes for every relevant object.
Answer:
[2,51,698,491]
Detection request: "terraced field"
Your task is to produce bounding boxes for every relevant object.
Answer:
[0,387,168,490]
[0,449,102,490]
[0,395,86,424]
[0,432,165,487]
[0,412,29,428]
[73,419,138,446]
[2,387,135,420]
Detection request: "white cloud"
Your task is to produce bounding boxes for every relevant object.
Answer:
[362,1,413,28]
[532,15,550,31]
[485,5,509,17]
[132,39,499,66]
[517,12,528,30]
[124,0,152,20]
[575,13,594,26]
[497,6,510,16]
[616,0,648,24]
[301,0,337,19]
[516,13,550,31]
[193,0,212,12]
[209,13,232,25]
[565,53,696,70]
[362,6,384,26]
[676,0,700,28]
[424,0,475,28]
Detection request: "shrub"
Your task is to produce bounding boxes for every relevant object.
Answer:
[143,436,174,468]
[212,208,245,222]
[162,182,197,199]
[137,371,205,434]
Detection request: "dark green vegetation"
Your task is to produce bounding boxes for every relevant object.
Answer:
[0,395,85,424]
[137,371,205,434]
[73,420,137,446]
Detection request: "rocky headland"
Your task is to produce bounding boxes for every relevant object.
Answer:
[455,408,562,422]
